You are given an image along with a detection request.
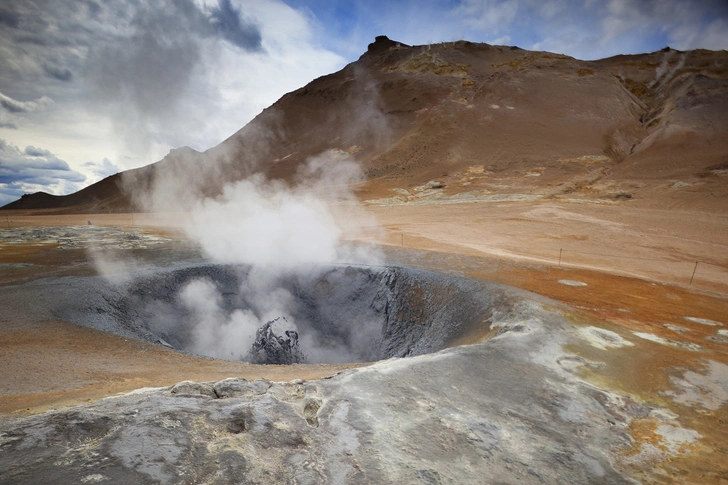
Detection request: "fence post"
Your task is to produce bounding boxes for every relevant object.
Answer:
[689,261,699,285]
[559,248,562,267]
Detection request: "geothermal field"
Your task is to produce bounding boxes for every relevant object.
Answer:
[2,36,728,484]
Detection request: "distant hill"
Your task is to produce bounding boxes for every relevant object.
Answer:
[2,173,131,213]
[4,36,727,213]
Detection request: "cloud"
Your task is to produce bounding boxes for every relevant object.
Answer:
[0,0,346,179]
[594,0,728,55]
[693,18,728,51]
[453,0,520,34]
[83,157,119,180]
[42,62,73,82]
[490,35,512,45]
[447,0,728,59]
[209,0,263,50]
[0,138,86,205]
[80,0,322,165]
[81,1,226,159]
[0,92,53,114]
[85,4,206,116]
[0,7,20,28]
[24,145,53,158]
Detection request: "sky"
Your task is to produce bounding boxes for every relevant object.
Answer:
[1,0,727,206]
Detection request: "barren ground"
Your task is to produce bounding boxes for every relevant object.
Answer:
[2,202,727,413]
[2,200,728,483]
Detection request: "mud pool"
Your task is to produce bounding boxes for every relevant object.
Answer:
[53,264,502,364]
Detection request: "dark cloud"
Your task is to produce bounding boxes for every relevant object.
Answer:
[0,139,86,204]
[15,33,49,46]
[0,92,53,114]
[86,1,205,120]
[0,91,52,132]
[0,0,267,161]
[0,97,25,113]
[0,7,20,28]
[0,1,129,102]
[83,0,265,154]
[209,0,263,51]
[85,0,101,19]
[24,145,53,157]
[42,63,73,82]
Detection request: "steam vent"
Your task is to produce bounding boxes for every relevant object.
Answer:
[56,264,501,364]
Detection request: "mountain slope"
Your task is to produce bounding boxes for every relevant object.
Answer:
[3,37,727,213]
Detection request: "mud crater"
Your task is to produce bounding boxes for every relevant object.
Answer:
[62,265,501,364]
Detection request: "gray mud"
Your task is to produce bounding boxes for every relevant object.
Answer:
[6,263,503,364]
[0,286,645,485]
[0,260,687,484]
[114,264,501,363]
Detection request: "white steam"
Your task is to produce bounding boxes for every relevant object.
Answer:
[650,50,688,90]
[179,278,261,360]
[110,147,384,363]
[183,150,379,267]
[176,150,382,361]
[186,174,341,266]
[174,269,380,363]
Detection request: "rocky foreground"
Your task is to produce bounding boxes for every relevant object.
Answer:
[2,291,717,484]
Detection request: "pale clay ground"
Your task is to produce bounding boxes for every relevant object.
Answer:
[1,200,727,416]
[2,201,728,482]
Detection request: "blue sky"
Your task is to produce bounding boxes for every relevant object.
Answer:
[1,0,727,206]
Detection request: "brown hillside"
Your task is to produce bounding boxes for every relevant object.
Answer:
[3,37,727,213]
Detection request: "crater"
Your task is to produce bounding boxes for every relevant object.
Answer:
[60,265,504,365]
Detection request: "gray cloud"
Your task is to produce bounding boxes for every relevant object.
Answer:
[0,97,25,114]
[84,0,101,19]
[81,0,265,155]
[0,0,262,99]
[0,92,53,114]
[42,62,73,82]
[0,6,20,28]
[209,0,263,51]
[0,138,86,205]
[86,5,204,116]
[24,145,53,158]
[0,0,349,181]
[83,157,119,179]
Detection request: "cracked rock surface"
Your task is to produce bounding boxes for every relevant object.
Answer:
[1,295,658,484]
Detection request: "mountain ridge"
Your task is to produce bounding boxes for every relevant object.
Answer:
[3,36,727,213]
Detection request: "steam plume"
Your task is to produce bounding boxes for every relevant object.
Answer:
[105,140,383,363]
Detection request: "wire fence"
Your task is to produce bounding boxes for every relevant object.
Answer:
[553,246,726,288]
[393,232,727,290]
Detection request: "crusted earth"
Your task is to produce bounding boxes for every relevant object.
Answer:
[1,225,727,483]
[0,293,695,484]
